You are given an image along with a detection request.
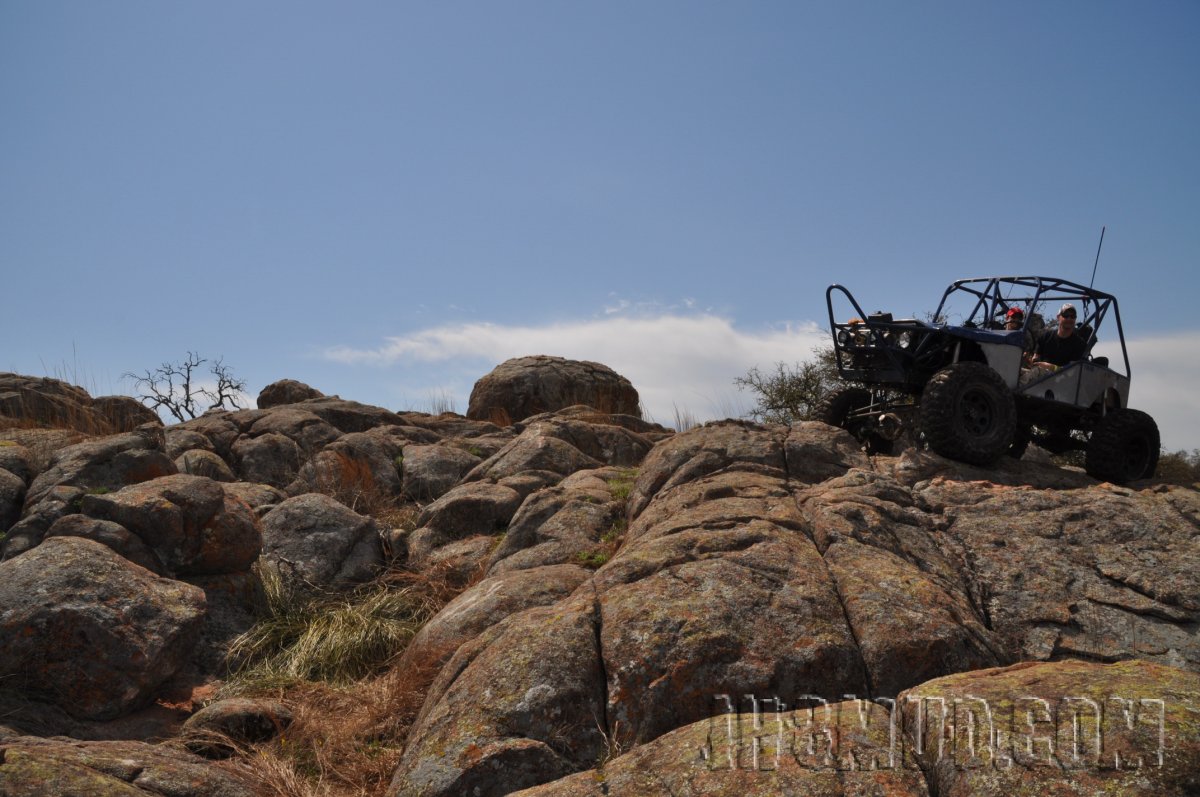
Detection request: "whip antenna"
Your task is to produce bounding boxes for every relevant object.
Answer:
[1089,225,1106,289]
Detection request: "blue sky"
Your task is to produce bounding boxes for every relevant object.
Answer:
[3,2,1198,447]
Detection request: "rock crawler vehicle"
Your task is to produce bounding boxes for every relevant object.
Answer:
[821,275,1159,483]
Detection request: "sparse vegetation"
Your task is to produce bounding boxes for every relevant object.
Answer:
[606,468,637,502]
[672,403,701,432]
[223,565,432,690]
[424,389,458,415]
[216,561,471,795]
[1156,448,1200,483]
[734,344,842,425]
[124,351,246,422]
[574,516,627,571]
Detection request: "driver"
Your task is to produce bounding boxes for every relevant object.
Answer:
[1033,303,1088,368]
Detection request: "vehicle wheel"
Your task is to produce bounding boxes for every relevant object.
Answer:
[919,362,1016,465]
[814,387,871,428]
[1085,409,1160,483]
[813,387,894,455]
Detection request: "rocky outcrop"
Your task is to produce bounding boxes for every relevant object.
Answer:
[175,448,237,481]
[91,394,161,430]
[181,697,293,758]
[44,513,165,573]
[22,425,176,511]
[1,426,179,560]
[0,373,162,435]
[395,564,592,687]
[485,469,625,575]
[388,420,1200,796]
[79,474,262,576]
[256,378,325,409]
[0,537,206,720]
[0,735,256,795]
[467,356,641,424]
[510,659,1200,797]
[401,444,482,501]
[231,431,303,488]
[260,493,383,586]
[3,369,1198,797]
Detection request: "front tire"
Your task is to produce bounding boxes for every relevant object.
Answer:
[1085,408,1159,483]
[814,387,894,455]
[919,362,1016,465]
[814,387,871,428]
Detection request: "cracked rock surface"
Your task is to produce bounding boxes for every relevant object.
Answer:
[389,420,1200,797]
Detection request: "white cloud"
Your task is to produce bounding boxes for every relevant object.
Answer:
[1121,333,1200,452]
[324,316,1200,449]
[323,313,828,425]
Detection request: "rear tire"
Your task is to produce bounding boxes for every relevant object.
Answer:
[1085,409,1159,483]
[919,362,1016,465]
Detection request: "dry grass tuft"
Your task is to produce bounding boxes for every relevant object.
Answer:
[215,559,477,796]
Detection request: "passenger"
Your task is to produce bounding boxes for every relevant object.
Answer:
[1032,303,1088,368]
[1005,307,1034,365]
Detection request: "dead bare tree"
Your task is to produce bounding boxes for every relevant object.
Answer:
[125,352,247,423]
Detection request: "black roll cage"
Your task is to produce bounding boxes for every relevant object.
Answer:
[826,276,1132,387]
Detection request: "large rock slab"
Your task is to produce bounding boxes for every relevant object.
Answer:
[486,474,624,575]
[23,426,176,511]
[915,478,1200,671]
[246,407,341,453]
[259,493,383,586]
[510,698,928,797]
[513,659,1200,797]
[463,425,602,484]
[400,444,481,502]
[467,356,640,425]
[231,431,302,488]
[395,563,591,687]
[81,474,261,576]
[45,513,164,573]
[389,596,608,797]
[293,396,409,434]
[0,537,206,720]
[174,448,236,482]
[0,373,160,434]
[0,735,255,796]
[406,481,524,565]
[627,419,788,519]
[287,430,405,507]
[900,659,1200,796]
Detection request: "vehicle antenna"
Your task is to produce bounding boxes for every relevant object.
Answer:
[1089,225,1106,289]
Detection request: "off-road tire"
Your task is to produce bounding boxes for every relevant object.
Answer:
[814,387,871,428]
[814,387,894,455]
[1085,408,1159,484]
[919,362,1016,465]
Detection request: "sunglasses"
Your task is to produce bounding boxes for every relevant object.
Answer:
[1060,312,1076,319]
